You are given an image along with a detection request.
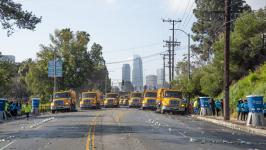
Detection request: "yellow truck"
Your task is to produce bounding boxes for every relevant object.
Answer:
[51,90,77,113]
[156,88,186,114]
[80,91,101,109]
[118,92,129,106]
[123,95,129,106]
[119,96,124,106]
[128,92,143,108]
[104,93,119,108]
[142,90,157,110]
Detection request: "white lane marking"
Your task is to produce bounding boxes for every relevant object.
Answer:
[0,140,15,150]
[176,130,188,138]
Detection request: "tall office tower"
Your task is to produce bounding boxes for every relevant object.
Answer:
[122,64,131,82]
[132,55,143,91]
[157,68,165,88]
[146,75,158,90]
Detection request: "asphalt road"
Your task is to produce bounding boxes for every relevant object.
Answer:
[0,108,266,150]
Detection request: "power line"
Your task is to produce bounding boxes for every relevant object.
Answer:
[104,42,161,53]
[180,0,194,28]
[106,50,167,65]
[180,0,192,23]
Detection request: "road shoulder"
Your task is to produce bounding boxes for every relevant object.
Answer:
[192,115,266,137]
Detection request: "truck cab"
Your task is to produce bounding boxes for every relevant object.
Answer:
[51,90,76,113]
[119,96,124,106]
[142,91,157,110]
[80,91,101,109]
[123,95,129,106]
[104,93,119,108]
[156,88,185,114]
[129,92,143,108]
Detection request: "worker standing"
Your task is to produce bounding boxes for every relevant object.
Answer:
[193,99,199,114]
[210,98,215,116]
[236,99,243,120]
[215,99,221,116]
[24,102,31,120]
[241,100,249,121]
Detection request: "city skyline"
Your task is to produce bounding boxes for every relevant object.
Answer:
[0,0,264,84]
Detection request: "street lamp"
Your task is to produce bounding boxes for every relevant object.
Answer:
[174,29,191,80]
[175,29,191,114]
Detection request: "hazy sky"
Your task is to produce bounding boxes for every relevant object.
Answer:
[1,0,265,85]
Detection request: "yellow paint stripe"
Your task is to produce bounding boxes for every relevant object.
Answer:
[86,112,100,150]
[86,127,92,150]
[92,120,96,150]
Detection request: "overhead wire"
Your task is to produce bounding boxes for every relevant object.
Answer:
[106,50,167,65]
[180,0,194,28]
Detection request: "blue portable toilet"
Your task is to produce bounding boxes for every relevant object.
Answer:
[0,99,7,121]
[200,97,210,108]
[0,99,6,111]
[246,95,264,126]
[32,98,40,108]
[199,97,211,116]
[31,98,40,115]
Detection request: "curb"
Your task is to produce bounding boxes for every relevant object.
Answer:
[192,115,266,137]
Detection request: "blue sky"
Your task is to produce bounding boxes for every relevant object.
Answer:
[0,0,265,85]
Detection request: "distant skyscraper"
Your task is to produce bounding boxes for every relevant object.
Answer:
[132,55,143,91]
[146,75,158,90]
[0,55,15,62]
[122,64,131,82]
[157,68,164,88]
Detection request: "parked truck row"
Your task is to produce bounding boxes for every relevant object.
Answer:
[50,88,187,115]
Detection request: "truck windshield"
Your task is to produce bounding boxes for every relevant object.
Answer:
[106,94,118,98]
[132,93,142,98]
[54,92,70,99]
[145,92,157,97]
[82,93,96,98]
[164,91,182,98]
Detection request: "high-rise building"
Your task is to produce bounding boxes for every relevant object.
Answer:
[145,75,158,90]
[122,64,131,82]
[132,55,143,91]
[0,55,15,63]
[157,68,165,88]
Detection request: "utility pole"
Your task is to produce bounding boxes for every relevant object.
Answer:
[163,19,181,79]
[161,54,168,88]
[164,37,172,83]
[105,74,107,94]
[224,0,231,120]
[53,48,57,97]
[188,34,191,79]
[163,37,180,84]
[263,33,266,49]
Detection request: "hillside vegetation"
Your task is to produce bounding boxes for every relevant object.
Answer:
[229,63,266,110]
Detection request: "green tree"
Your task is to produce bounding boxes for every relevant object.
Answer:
[0,53,18,97]
[174,8,266,98]
[0,0,42,35]
[191,0,250,62]
[24,28,111,100]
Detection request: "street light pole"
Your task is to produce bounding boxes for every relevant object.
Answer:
[53,48,57,97]
[174,29,191,80]
[188,34,191,80]
[174,29,191,114]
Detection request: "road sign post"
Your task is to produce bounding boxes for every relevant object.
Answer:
[48,59,63,96]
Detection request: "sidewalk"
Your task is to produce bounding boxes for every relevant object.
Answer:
[192,115,266,137]
[0,111,51,124]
